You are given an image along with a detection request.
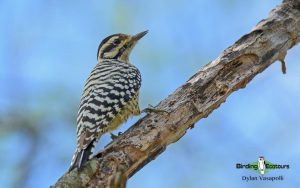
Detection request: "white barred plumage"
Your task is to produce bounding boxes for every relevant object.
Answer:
[69,31,147,171]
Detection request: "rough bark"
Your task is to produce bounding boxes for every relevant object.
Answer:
[53,0,300,187]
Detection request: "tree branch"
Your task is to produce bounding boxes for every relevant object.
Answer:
[53,0,300,187]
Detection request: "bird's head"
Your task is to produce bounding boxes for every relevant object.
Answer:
[97,30,148,63]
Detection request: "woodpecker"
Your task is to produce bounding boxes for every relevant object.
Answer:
[69,31,148,171]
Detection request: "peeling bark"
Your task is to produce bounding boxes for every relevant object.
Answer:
[53,0,300,187]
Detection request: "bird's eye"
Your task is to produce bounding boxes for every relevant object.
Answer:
[113,39,121,45]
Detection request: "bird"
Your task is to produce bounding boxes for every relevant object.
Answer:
[69,30,148,171]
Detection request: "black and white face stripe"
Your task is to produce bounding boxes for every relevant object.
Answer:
[96,34,119,60]
[97,34,131,62]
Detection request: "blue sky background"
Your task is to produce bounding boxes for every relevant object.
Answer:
[1,0,300,187]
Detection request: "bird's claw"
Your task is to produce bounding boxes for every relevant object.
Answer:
[142,104,168,114]
[110,132,123,140]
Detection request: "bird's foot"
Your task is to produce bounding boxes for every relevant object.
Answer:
[142,104,168,114]
[110,132,123,140]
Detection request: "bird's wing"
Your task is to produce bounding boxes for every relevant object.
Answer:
[76,62,141,150]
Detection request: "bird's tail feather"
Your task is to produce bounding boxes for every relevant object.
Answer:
[68,139,98,172]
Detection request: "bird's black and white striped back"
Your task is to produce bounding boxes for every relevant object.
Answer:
[69,59,141,171]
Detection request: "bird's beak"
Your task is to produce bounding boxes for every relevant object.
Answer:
[132,30,148,41]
